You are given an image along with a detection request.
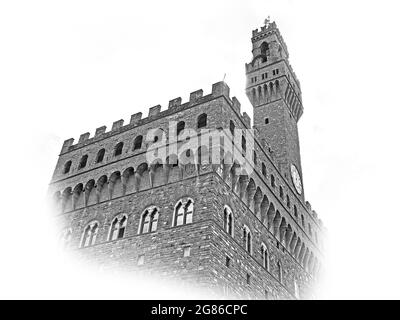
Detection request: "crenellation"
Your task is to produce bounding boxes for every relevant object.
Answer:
[168,97,182,109]
[242,112,251,128]
[148,105,162,118]
[211,81,230,99]
[111,119,124,131]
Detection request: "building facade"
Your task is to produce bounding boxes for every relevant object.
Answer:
[49,21,324,300]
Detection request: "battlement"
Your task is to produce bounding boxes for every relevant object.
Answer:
[60,81,252,154]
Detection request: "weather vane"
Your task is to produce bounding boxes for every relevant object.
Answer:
[264,16,271,26]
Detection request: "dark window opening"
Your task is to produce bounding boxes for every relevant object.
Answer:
[197,113,207,128]
[246,273,251,285]
[78,155,88,170]
[262,163,267,177]
[177,121,185,136]
[229,120,235,136]
[225,256,231,268]
[63,161,72,174]
[265,118,269,124]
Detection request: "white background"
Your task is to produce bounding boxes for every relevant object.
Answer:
[1,0,400,299]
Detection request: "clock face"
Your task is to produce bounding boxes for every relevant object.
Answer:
[290,164,302,195]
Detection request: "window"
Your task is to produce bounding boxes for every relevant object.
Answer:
[286,195,291,208]
[243,226,252,254]
[225,256,231,268]
[246,273,251,285]
[63,160,72,174]
[197,113,207,128]
[78,155,88,170]
[265,118,269,124]
[114,142,123,156]
[109,215,127,241]
[96,148,105,163]
[241,135,246,153]
[301,215,305,228]
[133,135,143,151]
[139,207,159,234]
[60,228,72,248]
[262,163,267,177]
[80,222,99,248]
[223,206,234,236]
[260,42,269,56]
[261,243,269,271]
[229,120,235,136]
[183,246,191,257]
[271,174,276,188]
[308,223,312,236]
[253,151,257,165]
[294,205,298,218]
[177,121,185,136]
[173,198,194,226]
[279,186,284,199]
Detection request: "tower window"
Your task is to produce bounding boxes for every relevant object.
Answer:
[78,155,88,170]
[253,151,257,165]
[133,135,143,151]
[265,118,269,124]
[294,205,298,218]
[301,215,305,228]
[279,186,284,199]
[63,160,72,174]
[114,142,123,156]
[261,243,270,271]
[286,195,291,208]
[223,206,234,236]
[96,148,105,163]
[241,135,246,153]
[197,113,207,129]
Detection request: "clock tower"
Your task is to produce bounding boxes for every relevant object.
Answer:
[245,20,305,199]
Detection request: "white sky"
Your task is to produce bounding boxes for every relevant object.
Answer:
[1,0,400,299]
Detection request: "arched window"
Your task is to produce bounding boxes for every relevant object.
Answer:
[197,113,207,128]
[173,198,194,226]
[229,120,235,136]
[109,215,127,240]
[301,215,305,227]
[294,205,298,219]
[63,160,72,174]
[80,222,99,248]
[133,135,143,151]
[78,155,88,170]
[243,225,252,254]
[277,261,283,283]
[286,195,290,208]
[261,243,270,271]
[279,186,284,199]
[177,121,185,136]
[96,148,105,163]
[223,206,234,236]
[60,228,72,248]
[114,142,123,156]
[241,135,246,153]
[262,163,267,177]
[139,207,159,234]
[270,174,276,188]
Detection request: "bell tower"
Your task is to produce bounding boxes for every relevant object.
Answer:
[246,19,305,199]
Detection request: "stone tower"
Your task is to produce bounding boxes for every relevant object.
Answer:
[245,21,304,200]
